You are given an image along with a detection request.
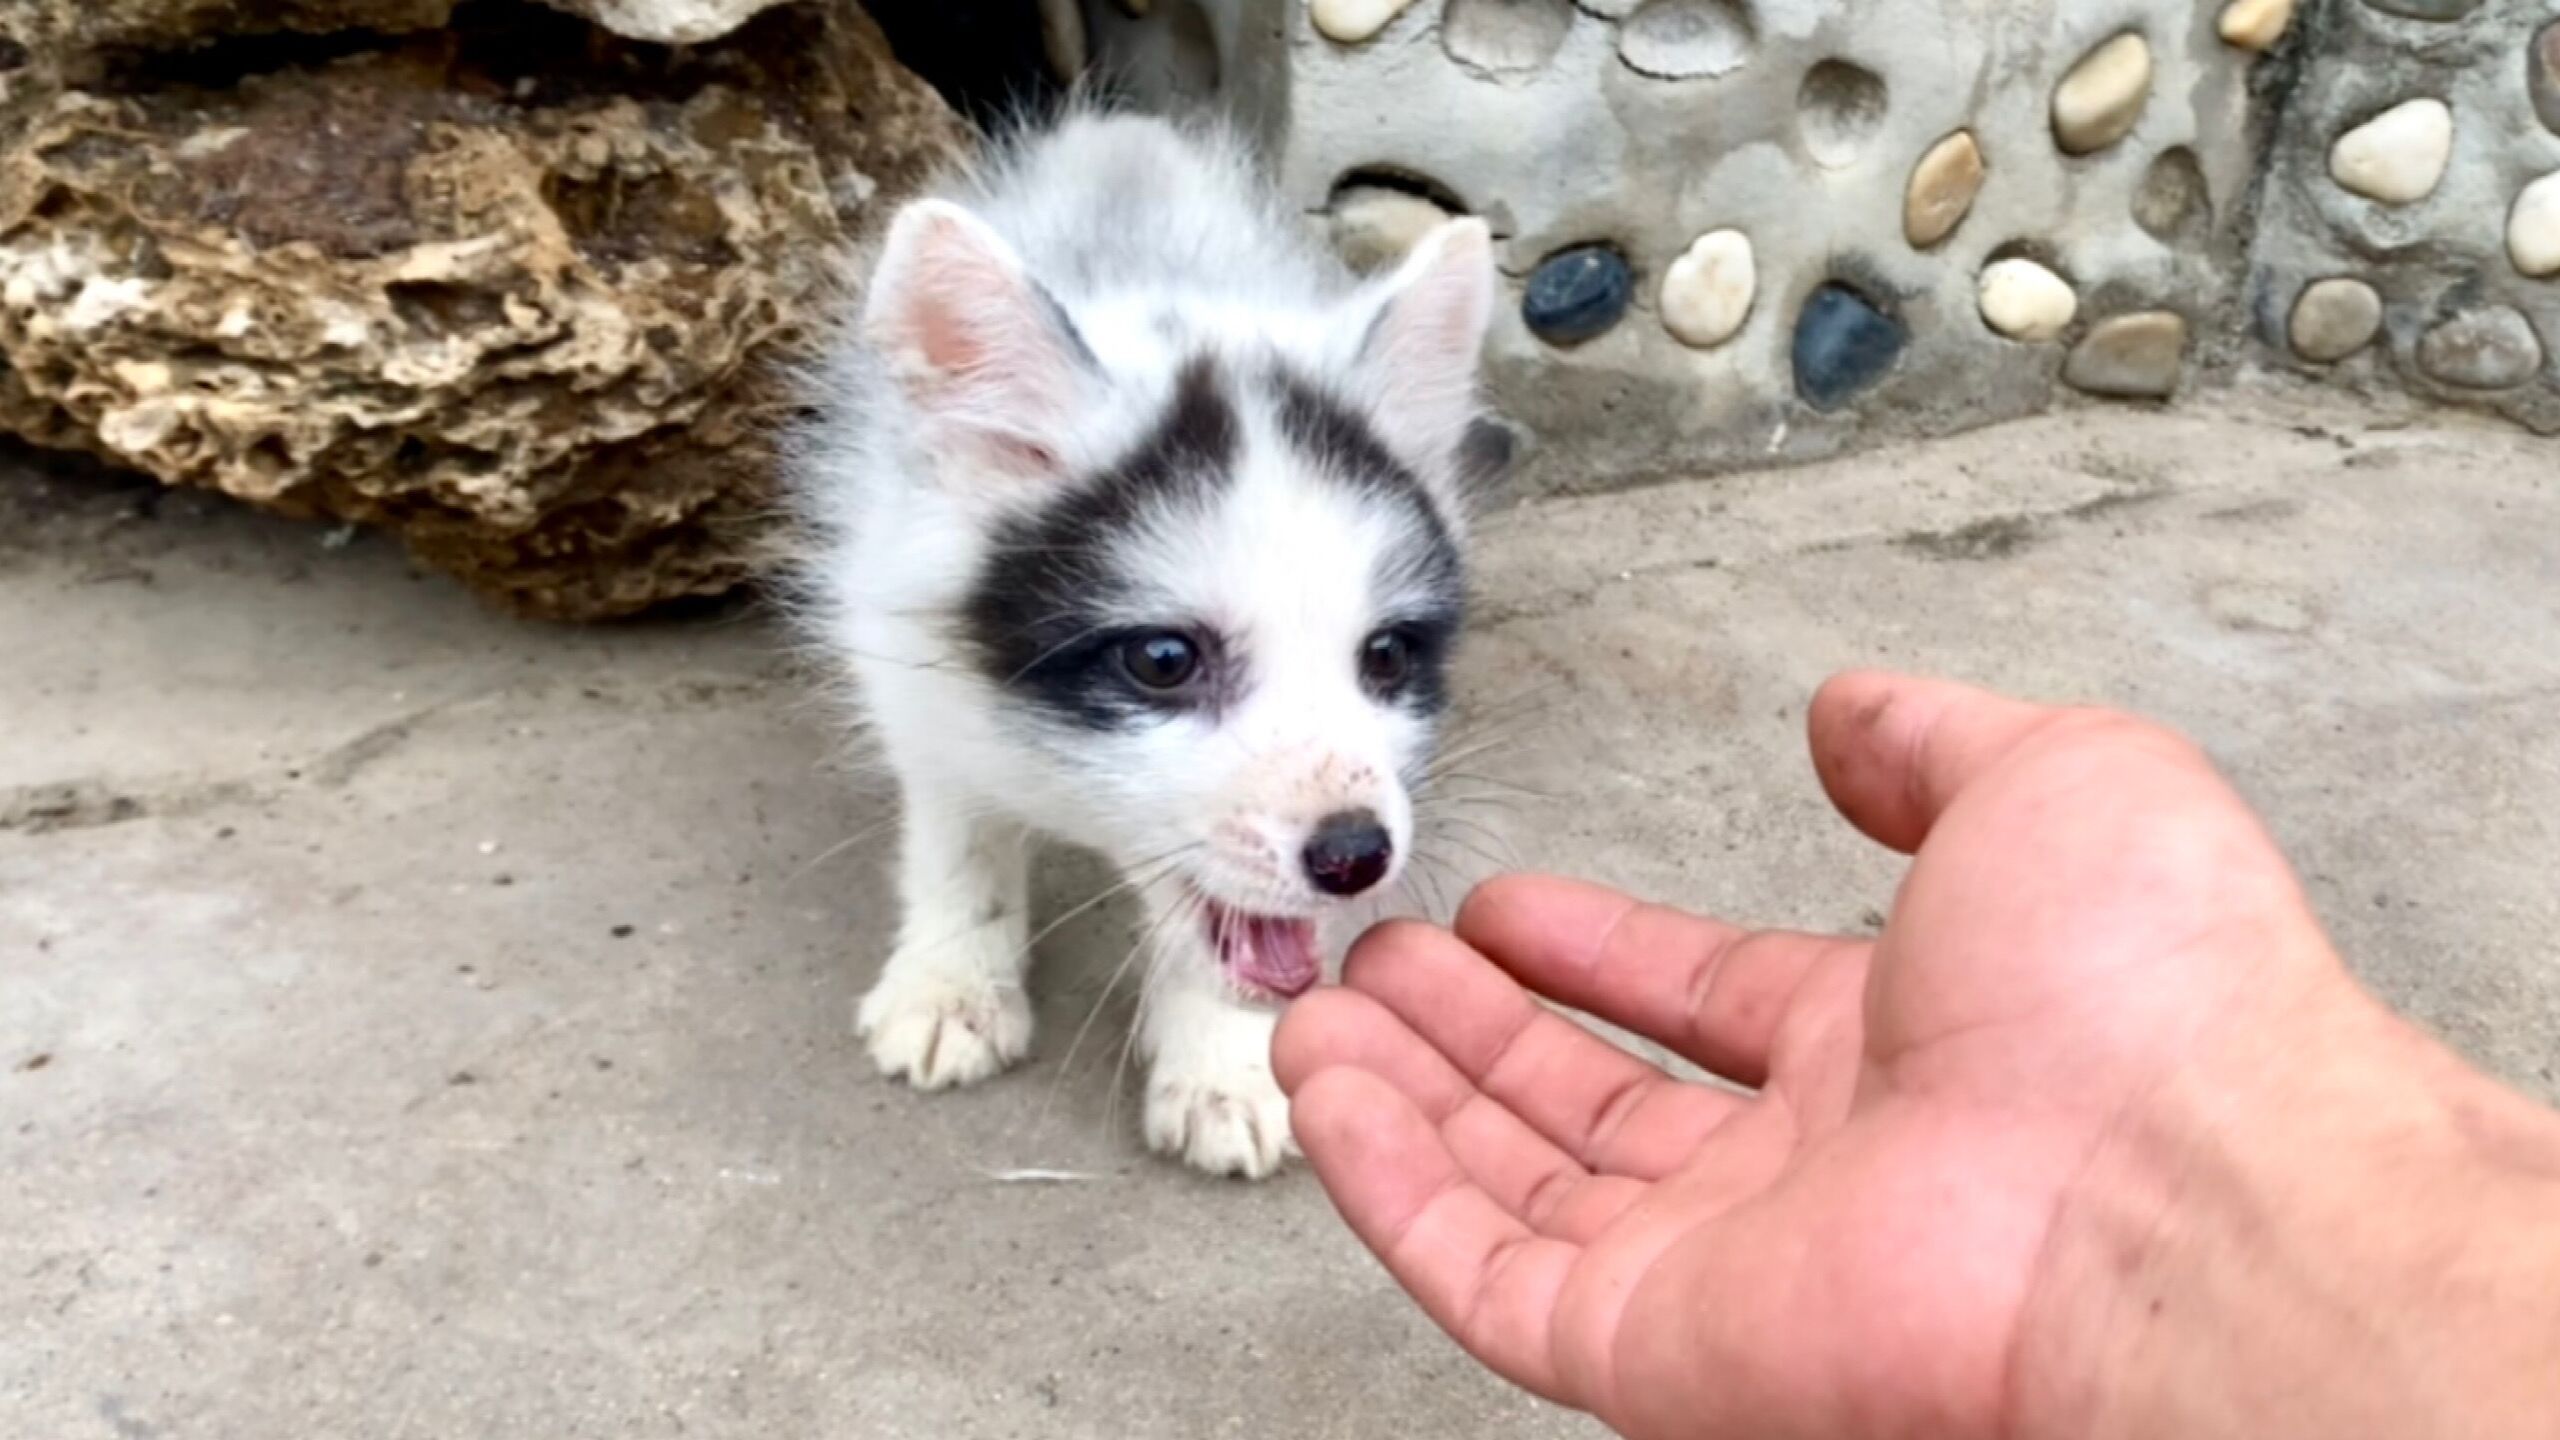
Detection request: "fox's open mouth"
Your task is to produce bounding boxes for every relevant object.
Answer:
[1199,897,1322,1002]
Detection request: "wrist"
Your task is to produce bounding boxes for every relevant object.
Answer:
[2012,980,2560,1440]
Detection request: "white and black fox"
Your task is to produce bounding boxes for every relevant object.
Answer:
[789,112,1503,1178]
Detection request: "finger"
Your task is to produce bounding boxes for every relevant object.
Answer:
[1341,921,1744,1181]
[1293,1067,1584,1406]
[1807,669,2071,854]
[1281,983,1648,1243]
[1456,875,1862,1087]
[1276,984,1471,1110]
[1434,1078,1655,1244]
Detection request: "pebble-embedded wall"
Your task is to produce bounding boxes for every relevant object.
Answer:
[1081,0,2557,488]
[2250,1,2560,433]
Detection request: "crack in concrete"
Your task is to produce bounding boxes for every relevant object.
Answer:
[1890,481,2174,563]
[0,697,472,837]
[1,673,783,838]
[0,777,259,836]
[1477,478,2179,627]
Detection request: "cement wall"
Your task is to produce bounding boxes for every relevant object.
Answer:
[2249,1,2560,433]
[1079,0,2559,490]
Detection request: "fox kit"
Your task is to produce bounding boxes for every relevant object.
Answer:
[790,113,1501,1178]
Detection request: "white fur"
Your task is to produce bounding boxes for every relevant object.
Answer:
[789,112,1497,1179]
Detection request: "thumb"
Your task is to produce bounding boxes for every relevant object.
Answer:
[1807,671,2077,855]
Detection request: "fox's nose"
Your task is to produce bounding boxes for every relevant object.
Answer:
[1302,810,1393,897]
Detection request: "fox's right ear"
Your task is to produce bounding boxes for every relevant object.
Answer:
[862,199,1095,485]
[1345,217,1497,485]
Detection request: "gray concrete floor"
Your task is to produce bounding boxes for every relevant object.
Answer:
[5,389,2556,1439]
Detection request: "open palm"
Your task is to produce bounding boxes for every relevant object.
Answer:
[1274,672,2346,1440]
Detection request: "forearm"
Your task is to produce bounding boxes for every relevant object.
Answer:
[2015,983,2560,1440]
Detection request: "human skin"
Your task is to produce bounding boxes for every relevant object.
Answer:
[1274,671,2560,1440]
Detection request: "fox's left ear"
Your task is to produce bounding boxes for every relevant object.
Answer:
[1347,217,1498,479]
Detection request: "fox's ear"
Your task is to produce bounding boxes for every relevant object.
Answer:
[863,199,1095,484]
[1349,217,1498,477]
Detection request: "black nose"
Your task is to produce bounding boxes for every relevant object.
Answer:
[1303,811,1393,897]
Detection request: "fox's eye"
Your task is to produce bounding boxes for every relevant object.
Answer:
[1121,632,1201,691]
[1360,629,1417,694]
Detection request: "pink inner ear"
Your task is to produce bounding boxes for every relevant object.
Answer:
[1363,223,1495,457]
[868,206,1081,482]
[907,241,1012,377]
[896,216,1016,379]
[1383,224,1494,366]
[911,301,988,377]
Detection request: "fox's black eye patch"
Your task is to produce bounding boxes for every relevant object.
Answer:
[1365,610,1459,716]
[960,351,1472,732]
[961,355,1239,730]
[1269,367,1467,718]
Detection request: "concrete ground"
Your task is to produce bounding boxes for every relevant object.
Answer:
[5,389,2556,1440]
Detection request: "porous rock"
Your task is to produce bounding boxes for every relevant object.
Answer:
[0,2,969,618]
[3,0,455,58]
[5,0,797,50]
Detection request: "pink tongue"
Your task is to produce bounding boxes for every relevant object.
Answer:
[1221,911,1322,1000]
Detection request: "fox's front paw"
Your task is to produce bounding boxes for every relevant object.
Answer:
[857,948,1033,1091]
[1145,1053,1296,1180]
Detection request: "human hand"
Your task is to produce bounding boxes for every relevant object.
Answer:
[1276,672,2560,1440]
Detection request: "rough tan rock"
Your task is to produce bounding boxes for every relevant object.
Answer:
[2052,33,2152,156]
[2064,312,2187,399]
[5,0,794,53]
[0,3,968,618]
[1902,130,1984,250]
[4,1,457,61]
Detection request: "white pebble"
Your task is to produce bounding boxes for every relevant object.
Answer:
[1310,0,1418,43]
[2508,170,2560,278]
[1977,258,2078,342]
[2329,98,2453,205]
[1659,230,1756,349]
[2217,0,2295,51]
[2288,277,2383,363]
[1326,187,1451,272]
